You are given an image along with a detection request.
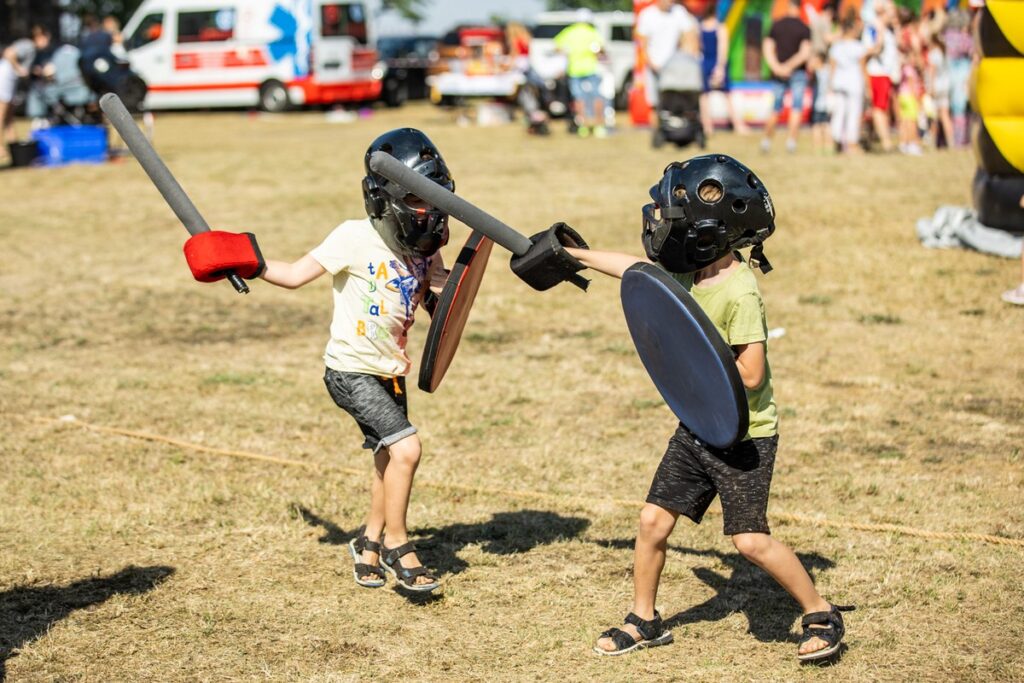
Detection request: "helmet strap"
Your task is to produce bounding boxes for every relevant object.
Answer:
[750,244,773,274]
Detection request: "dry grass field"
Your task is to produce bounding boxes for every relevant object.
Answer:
[2,104,1023,682]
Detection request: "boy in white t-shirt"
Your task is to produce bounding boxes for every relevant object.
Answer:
[181,128,454,593]
[637,0,699,107]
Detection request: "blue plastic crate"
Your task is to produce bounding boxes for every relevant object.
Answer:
[32,125,108,166]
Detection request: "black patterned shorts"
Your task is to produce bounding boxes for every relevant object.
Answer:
[323,368,417,453]
[646,424,778,536]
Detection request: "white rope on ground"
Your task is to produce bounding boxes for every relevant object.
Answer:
[17,414,1024,550]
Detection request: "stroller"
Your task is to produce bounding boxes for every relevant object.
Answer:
[652,51,705,149]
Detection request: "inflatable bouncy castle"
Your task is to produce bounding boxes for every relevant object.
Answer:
[972,0,1024,233]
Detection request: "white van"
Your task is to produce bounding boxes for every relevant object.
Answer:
[122,0,384,111]
[530,11,635,109]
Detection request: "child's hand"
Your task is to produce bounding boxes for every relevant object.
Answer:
[183,231,265,283]
[510,222,590,291]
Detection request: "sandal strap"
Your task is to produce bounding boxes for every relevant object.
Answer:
[382,542,418,566]
[599,627,639,652]
[624,610,663,641]
[801,604,855,628]
[353,563,385,579]
[354,535,383,554]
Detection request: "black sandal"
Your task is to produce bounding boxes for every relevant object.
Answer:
[381,541,440,593]
[797,604,855,662]
[593,611,674,656]
[348,531,386,588]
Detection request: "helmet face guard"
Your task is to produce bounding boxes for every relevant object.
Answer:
[641,155,776,274]
[363,128,455,258]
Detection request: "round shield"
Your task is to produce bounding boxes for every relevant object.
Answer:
[418,232,494,392]
[620,263,748,449]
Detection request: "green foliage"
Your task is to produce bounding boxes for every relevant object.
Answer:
[381,0,431,23]
[546,0,633,11]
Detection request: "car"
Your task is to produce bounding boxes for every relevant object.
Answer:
[529,11,635,110]
[376,35,438,107]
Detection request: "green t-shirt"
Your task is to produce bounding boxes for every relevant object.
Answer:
[670,257,779,439]
[554,23,603,78]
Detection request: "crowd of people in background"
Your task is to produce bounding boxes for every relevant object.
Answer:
[766,0,975,155]
[0,13,124,164]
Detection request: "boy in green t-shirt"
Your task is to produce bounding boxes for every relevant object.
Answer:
[565,155,851,662]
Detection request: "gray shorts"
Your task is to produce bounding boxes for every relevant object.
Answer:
[323,368,417,453]
[647,425,778,536]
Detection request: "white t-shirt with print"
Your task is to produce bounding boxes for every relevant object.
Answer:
[637,4,698,71]
[310,219,443,378]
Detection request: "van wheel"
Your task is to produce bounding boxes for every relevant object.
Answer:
[259,80,290,113]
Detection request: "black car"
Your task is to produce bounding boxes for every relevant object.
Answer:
[376,35,439,107]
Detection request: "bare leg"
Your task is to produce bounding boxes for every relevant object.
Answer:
[787,103,802,148]
[380,434,433,585]
[0,101,13,159]
[939,106,954,150]
[596,504,678,651]
[728,92,749,134]
[353,447,388,579]
[872,107,893,151]
[762,110,779,151]
[700,92,713,138]
[732,533,832,656]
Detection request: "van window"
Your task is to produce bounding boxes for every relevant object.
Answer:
[321,3,368,44]
[611,25,633,42]
[178,9,236,43]
[532,23,569,40]
[126,13,164,50]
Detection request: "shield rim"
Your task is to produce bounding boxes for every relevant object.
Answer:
[418,231,494,393]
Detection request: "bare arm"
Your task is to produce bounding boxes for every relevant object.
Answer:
[763,37,782,76]
[428,252,447,296]
[784,38,812,71]
[734,341,766,390]
[260,253,326,289]
[566,247,650,279]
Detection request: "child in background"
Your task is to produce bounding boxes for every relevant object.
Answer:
[943,9,973,147]
[808,0,838,154]
[924,29,954,149]
[567,155,852,662]
[828,11,867,154]
[896,7,925,155]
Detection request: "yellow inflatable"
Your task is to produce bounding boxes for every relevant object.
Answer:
[972,3,1024,231]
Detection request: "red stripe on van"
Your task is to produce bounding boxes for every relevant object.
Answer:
[175,49,269,70]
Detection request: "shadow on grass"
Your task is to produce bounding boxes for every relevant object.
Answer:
[595,540,835,644]
[294,506,589,578]
[0,565,175,681]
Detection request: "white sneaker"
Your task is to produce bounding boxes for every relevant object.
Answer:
[760,138,772,154]
[905,143,923,156]
[1002,284,1024,306]
[786,139,797,153]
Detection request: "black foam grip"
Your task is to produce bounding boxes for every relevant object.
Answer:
[510,223,590,291]
[369,152,532,255]
[973,169,1024,234]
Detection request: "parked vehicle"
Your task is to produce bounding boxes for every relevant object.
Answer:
[530,11,635,110]
[428,26,521,104]
[121,0,383,111]
[376,35,438,107]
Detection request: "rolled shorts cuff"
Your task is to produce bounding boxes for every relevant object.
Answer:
[366,425,418,453]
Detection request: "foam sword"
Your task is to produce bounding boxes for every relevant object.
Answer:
[99,93,249,294]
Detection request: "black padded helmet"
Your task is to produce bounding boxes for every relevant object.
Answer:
[362,128,455,258]
[641,155,776,274]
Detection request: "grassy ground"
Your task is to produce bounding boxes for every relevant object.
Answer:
[2,105,1023,682]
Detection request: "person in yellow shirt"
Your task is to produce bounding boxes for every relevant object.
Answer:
[554,9,607,138]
